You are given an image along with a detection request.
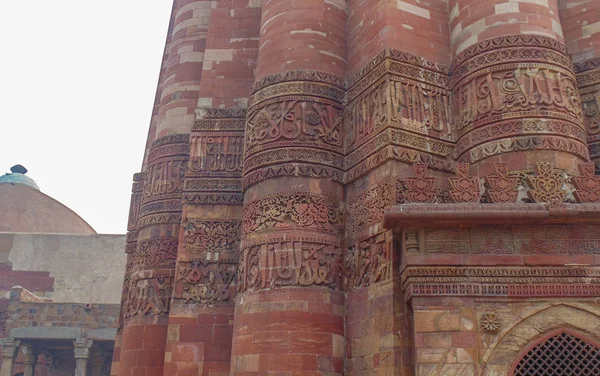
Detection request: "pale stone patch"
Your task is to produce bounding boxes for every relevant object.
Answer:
[509,0,550,6]
[552,19,564,38]
[247,0,261,7]
[290,29,328,37]
[234,98,248,108]
[204,49,234,62]
[397,0,431,19]
[495,3,519,14]
[325,0,346,10]
[320,50,347,62]
[177,45,194,54]
[261,11,285,30]
[449,3,459,21]
[456,35,478,55]
[402,24,414,30]
[203,61,213,70]
[231,37,260,43]
[175,0,212,19]
[450,22,463,45]
[180,51,205,63]
[583,21,600,38]
[166,107,189,118]
[197,98,214,108]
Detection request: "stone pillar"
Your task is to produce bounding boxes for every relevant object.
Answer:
[163,2,261,374]
[449,0,587,176]
[21,343,37,376]
[0,338,19,376]
[74,339,92,376]
[119,135,189,376]
[155,0,212,138]
[231,1,347,374]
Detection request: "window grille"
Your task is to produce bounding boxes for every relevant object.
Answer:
[513,332,600,376]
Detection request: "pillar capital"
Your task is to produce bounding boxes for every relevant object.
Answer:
[0,338,19,359]
[74,338,93,359]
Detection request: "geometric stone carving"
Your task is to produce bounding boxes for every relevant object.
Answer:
[448,163,481,203]
[485,163,519,203]
[572,162,600,203]
[405,163,437,203]
[481,312,501,332]
[526,162,566,204]
[513,332,600,376]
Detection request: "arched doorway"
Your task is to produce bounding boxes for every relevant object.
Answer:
[510,330,600,376]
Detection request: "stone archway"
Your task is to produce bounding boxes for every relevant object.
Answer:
[483,303,600,376]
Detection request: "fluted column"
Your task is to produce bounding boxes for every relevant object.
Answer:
[231,0,347,374]
[450,0,587,175]
[119,135,189,376]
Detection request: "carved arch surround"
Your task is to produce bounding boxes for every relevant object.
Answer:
[483,303,600,376]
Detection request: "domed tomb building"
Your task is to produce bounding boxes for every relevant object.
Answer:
[0,165,126,376]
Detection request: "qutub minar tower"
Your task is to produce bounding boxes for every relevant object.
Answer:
[113,0,600,375]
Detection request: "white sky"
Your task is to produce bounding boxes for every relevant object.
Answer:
[0,1,174,234]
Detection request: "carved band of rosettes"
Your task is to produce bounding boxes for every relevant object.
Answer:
[238,238,342,292]
[242,192,343,237]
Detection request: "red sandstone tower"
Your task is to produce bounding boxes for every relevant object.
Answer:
[114,1,600,375]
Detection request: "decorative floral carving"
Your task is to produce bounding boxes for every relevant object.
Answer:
[132,238,178,272]
[238,240,342,292]
[572,162,600,203]
[485,163,519,203]
[526,162,566,204]
[184,220,241,254]
[405,163,437,203]
[448,163,481,203]
[242,193,342,235]
[481,312,501,332]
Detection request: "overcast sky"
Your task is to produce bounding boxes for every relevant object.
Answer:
[0,1,173,234]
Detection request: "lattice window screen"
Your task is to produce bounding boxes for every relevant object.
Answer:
[513,332,600,376]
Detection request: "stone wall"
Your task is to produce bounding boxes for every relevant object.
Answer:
[0,233,126,304]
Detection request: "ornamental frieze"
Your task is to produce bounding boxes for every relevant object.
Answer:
[184,219,241,254]
[347,178,401,240]
[124,272,173,319]
[242,192,343,236]
[344,231,393,290]
[461,135,589,164]
[189,134,244,175]
[245,98,344,155]
[453,66,582,136]
[132,238,178,272]
[456,119,587,158]
[238,239,342,292]
[173,255,238,304]
[243,147,345,175]
[249,81,345,107]
[142,159,187,200]
[243,163,344,189]
[183,178,242,192]
[182,192,243,205]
